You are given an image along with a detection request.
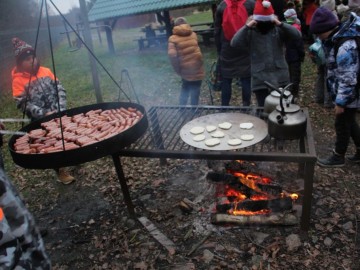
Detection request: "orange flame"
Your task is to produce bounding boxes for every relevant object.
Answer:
[250,194,269,201]
[230,209,271,216]
[225,188,247,201]
[217,162,295,216]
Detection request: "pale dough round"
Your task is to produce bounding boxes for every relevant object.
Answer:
[211,130,225,138]
[240,122,254,129]
[190,126,205,135]
[240,134,255,141]
[193,134,206,142]
[227,138,242,146]
[205,138,220,147]
[206,125,217,133]
[218,122,232,130]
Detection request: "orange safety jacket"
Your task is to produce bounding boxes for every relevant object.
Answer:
[11,66,55,97]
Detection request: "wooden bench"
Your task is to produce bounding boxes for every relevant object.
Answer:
[134,34,168,51]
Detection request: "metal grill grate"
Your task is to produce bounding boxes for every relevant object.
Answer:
[119,105,316,162]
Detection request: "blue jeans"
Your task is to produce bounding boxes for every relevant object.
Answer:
[179,80,202,105]
[221,77,251,106]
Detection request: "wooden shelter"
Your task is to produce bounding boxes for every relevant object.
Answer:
[88,0,217,53]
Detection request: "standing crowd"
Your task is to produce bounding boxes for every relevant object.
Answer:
[168,0,360,168]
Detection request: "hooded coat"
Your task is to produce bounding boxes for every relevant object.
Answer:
[214,0,255,79]
[323,12,360,108]
[231,22,301,91]
[168,24,205,81]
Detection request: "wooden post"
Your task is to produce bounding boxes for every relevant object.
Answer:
[79,0,103,103]
[163,10,172,38]
[104,20,115,54]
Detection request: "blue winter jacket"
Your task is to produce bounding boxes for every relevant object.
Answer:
[324,12,360,108]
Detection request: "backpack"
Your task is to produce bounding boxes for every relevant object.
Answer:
[222,0,248,41]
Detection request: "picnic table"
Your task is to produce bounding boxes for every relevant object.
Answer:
[191,22,214,46]
[134,24,168,50]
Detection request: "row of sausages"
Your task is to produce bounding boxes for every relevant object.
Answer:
[13,107,143,154]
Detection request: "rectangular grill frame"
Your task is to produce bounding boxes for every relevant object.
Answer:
[115,105,317,231]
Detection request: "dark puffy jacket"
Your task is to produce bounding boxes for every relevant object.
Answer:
[231,22,301,91]
[284,25,305,63]
[214,0,255,79]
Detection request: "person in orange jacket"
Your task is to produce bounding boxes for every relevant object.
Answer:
[168,17,205,105]
[11,37,74,184]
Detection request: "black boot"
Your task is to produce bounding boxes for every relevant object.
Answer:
[317,151,345,168]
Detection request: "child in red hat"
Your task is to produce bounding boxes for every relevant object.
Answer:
[231,0,301,106]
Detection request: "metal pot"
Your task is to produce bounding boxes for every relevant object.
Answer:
[267,87,307,140]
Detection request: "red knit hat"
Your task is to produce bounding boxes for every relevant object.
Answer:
[253,0,275,21]
[12,37,35,65]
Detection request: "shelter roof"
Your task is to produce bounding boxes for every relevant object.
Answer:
[88,0,215,22]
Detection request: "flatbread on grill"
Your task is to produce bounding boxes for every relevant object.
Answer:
[240,134,254,141]
[206,125,217,133]
[227,138,242,146]
[205,138,220,147]
[190,126,205,135]
[193,134,206,142]
[240,122,254,129]
[211,130,225,138]
[218,122,232,130]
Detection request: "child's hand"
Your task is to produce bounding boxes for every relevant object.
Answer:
[246,16,257,28]
[272,16,282,26]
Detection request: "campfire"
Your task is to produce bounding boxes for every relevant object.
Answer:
[208,161,299,226]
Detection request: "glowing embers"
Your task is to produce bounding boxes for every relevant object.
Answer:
[207,160,299,219]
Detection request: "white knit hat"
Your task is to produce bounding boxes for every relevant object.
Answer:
[320,0,336,10]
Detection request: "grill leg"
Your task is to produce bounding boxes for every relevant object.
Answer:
[149,108,167,165]
[300,161,315,231]
[298,137,306,177]
[112,154,135,217]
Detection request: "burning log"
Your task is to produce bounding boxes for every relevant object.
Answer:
[216,197,293,213]
[211,212,298,226]
[206,172,283,196]
[257,183,282,196]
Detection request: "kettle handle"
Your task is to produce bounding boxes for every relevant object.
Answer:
[264,81,293,99]
[279,87,286,116]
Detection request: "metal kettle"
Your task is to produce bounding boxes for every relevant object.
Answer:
[266,83,307,140]
[264,82,293,114]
